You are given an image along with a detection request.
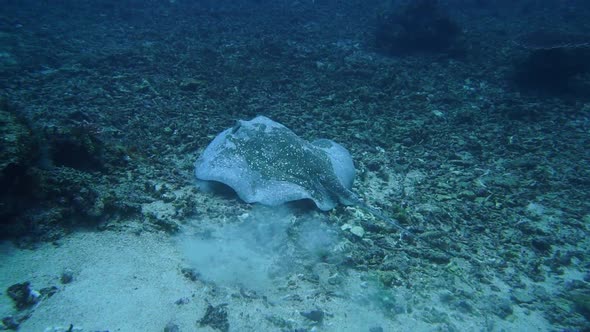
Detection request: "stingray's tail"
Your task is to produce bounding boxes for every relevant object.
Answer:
[347,194,458,258]
[339,189,413,237]
[352,197,416,238]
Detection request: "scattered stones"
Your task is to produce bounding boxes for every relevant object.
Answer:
[61,268,74,284]
[141,200,180,233]
[421,307,451,324]
[350,226,365,238]
[7,282,40,310]
[531,237,553,253]
[488,296,513,319]
[570,289,590,321]
[341,224,365,238]
[378,270,404,287]
[265,314,294,330]
[198,303,229,332]
[3,282,59,329]
[40,286,59,299]
[175,297,190,305]
[422,250,451,265]
[511,289,536,304]
[164,321,180,332]
[300,309,324,323]
[181,267,199,282]
[179,78,205,92]
[1,315,21,330]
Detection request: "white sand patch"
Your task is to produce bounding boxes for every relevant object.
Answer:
[0,222,559,332]
[0,226,400,332]
[0,231,200,332]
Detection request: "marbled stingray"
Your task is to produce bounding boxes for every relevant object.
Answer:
[194,116,409,234]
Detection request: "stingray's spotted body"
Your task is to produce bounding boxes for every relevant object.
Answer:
[195,116,357,211]
[195,116,409,235]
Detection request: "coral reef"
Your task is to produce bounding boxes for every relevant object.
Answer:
[375,0,462,56]
[0,99,149,243]
[0,99,39,238]
[512,30,590,93]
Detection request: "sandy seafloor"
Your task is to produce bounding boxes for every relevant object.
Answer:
[0,217,568,332]
[2,193,588,332]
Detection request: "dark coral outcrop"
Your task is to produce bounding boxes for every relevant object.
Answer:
[375,0,462,56]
